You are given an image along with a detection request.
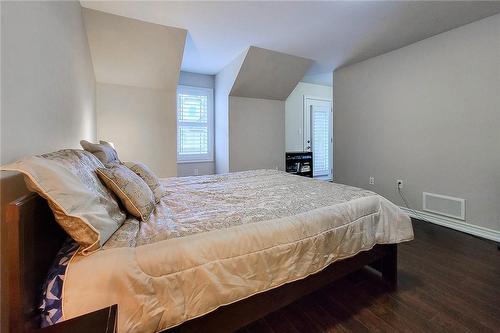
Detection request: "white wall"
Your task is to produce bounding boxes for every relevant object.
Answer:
[0,1,96,331]
[1,1,96,164]
[177,71,215,176]
[334,14,500,233]
[214,50,248,174]
[229,97,285,172]
[285,82,333,152]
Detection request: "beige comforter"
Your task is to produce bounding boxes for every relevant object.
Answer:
[62,170,413,332]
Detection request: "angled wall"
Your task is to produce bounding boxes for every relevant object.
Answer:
[223,47,312,172]
[231,46,312,100]
[83,9,186,176]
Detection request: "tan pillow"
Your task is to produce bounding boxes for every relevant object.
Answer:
[124,161,167,203]
[96,164,155,221]
[1,150,126,254]
[80,140,120,165]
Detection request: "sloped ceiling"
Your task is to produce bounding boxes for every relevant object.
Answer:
[83,8,186,91]
[230,46,312,100]
[81,1,500,78]
[301,73,333,87]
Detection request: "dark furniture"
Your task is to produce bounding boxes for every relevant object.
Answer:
[285,152,313,178]
[35,305,117,333]
[6,193,398,333]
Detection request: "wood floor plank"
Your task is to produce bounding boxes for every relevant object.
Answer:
[243,318,275,333]
[262,309,301,333]
[274,304,324,333]
[400,245,500,305]
[339,275,428,333]
[298,295,352,333]
[397,264,500,330]
[241,219,500,333]
[325,282,397,332]
[312,294,370,333]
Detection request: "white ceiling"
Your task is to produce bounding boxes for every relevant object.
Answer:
[81,1,500,86]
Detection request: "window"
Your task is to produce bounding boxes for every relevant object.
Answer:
[176,85,214,162]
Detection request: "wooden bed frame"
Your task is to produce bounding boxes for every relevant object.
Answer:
[6,193,398,333]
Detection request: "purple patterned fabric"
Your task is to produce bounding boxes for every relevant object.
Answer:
[39,238,79,327]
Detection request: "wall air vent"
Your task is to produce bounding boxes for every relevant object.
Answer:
[422,192,465,220]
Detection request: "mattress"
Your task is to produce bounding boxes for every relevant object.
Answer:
[58,170,413,332]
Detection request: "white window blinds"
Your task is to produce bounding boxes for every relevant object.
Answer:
[177,86,214,162]
[311,106,331,177]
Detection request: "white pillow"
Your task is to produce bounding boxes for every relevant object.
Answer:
[1,150,126,254]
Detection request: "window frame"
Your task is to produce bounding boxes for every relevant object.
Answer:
[176,85,214,163]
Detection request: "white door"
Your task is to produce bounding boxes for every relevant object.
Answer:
[304,98,333,179]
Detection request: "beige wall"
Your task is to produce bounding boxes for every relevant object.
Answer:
[0,1,96,331]
[96,83,177,176]
[334,14,500,232]
[285,82,333,152]
[229,97,285,172]
[84,9,186,177]
[177,162,215,177]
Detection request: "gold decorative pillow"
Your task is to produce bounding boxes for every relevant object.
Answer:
[124,161,167,203]
[96,164,155,221]
[1,150,126,254]
[80,140,121,165]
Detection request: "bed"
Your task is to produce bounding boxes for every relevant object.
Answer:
[6,169,413,333]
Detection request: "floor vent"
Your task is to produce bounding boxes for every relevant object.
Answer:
[422,192,465,220]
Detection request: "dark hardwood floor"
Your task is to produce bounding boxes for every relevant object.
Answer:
[238,220,500,333]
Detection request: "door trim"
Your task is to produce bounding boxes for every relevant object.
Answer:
[303,96,333,179]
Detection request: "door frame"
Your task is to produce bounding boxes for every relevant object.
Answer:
[303,95,333,179]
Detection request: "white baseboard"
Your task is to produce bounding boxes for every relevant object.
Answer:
[399,206,500,243]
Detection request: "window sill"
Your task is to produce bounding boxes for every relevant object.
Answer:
[177,160,214,164]
[314,175,333,181]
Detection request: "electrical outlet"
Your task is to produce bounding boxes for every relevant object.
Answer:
[397,179,403,190]
[194,168,199,176]
[369,177,375,185]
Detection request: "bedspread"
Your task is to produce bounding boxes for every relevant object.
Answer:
[62,170,413,332]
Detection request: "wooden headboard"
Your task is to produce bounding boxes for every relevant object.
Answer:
[6,193,66,332]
